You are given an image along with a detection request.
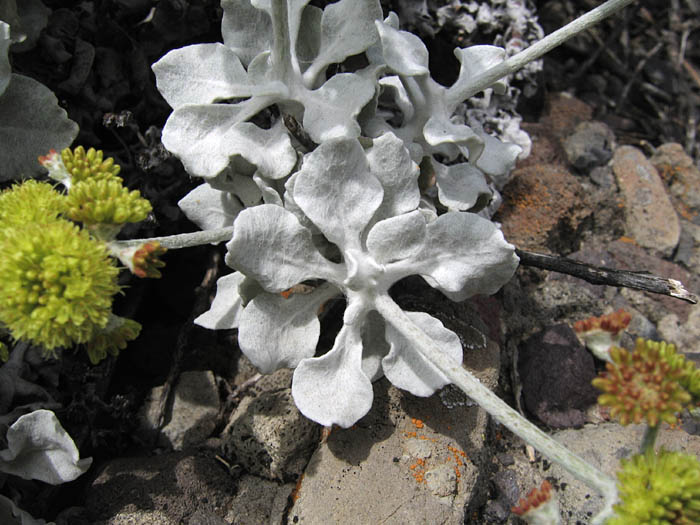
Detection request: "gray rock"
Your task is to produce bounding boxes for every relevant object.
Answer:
[290,329,501,525]
[85,449,237,524]
[611,145,680,256]
[227,474,295,525]
[650,142,700,215]
[290,379,488,524]
[589,165,615,187]
[564,121,615,172]
[499,423,700,524]
[140,370,220,450]
[657,306,700,358]
[221,387,319,481]
[676,219,700,273]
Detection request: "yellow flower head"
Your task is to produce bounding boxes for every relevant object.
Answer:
[0,220,120,352]
[609,449,700,525]
[592,338,693,427]
[0,180,66,227]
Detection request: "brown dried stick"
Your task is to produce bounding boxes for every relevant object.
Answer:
[516,249,698,304]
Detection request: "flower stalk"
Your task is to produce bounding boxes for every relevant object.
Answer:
[112,226,235,251]
[449,0,637,106]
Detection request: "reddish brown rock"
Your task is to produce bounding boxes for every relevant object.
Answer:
[611,146,680,256]
[518,93,594,169]
[496,163,590,253]
[539,93,593,138]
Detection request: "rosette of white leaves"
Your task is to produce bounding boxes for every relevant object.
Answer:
[221,132,518,427]
[365,19,522,210]
[153,0,383,181]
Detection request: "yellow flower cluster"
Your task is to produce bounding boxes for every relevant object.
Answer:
[60,146,122,183]
[609,449,700,525]
[0,219,120,352]
[0,147,160,360]
[592,338,697,427]
[66,177,152,226]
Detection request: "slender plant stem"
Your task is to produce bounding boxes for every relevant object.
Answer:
[374,294,618,525]
[640,425,659,454]
[446,0,637,107]
[113,227,234,251]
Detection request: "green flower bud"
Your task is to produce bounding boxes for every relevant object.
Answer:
[0,220,120,352]
[86,315,141,364]
[65,178,152,227]
[609,449,700,525]
[0,180,66,227]
[652,339,700,405]
[60,146,122,184]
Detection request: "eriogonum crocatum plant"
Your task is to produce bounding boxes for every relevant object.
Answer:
[148,0,654,523]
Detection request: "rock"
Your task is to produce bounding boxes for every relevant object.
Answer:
[650,142,700,220]
[139,370,220,450]
[497,423,700,523]
[289,377,489,524]
[589,165,615,188]
[657,306,700,360]
[540,93,593,138]
[85,449,238,524]
[290,281,502,524]
[548,424,700,522]
[676,219,700,274]
[496,163,590,253]
[228,474,295,525]
[563,121,615,172]
[518,325,598,428]
[221,387,319,481]
[611,145,680,256]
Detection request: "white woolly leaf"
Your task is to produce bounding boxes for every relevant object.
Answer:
[0,410,91,485]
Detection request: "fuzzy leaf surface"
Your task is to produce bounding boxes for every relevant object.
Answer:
[238,284,338,373]
[0,409,91,485]
[178,183,244,232]
[226,204,341,292]
[383,311,462,396]
[292,324,374,428]
[195,272,245,330]
[0,75,78,181]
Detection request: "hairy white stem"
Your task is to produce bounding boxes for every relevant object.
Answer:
[114,226,234,251]
[446,0,637,108]
[374,294,618,525]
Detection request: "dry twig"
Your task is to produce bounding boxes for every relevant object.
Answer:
[516,249,698,304]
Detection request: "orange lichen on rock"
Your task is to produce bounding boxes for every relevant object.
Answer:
[411,417,424,429]
[409,458,426,483]
[291,473,305,502]
[495,163,588,253]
